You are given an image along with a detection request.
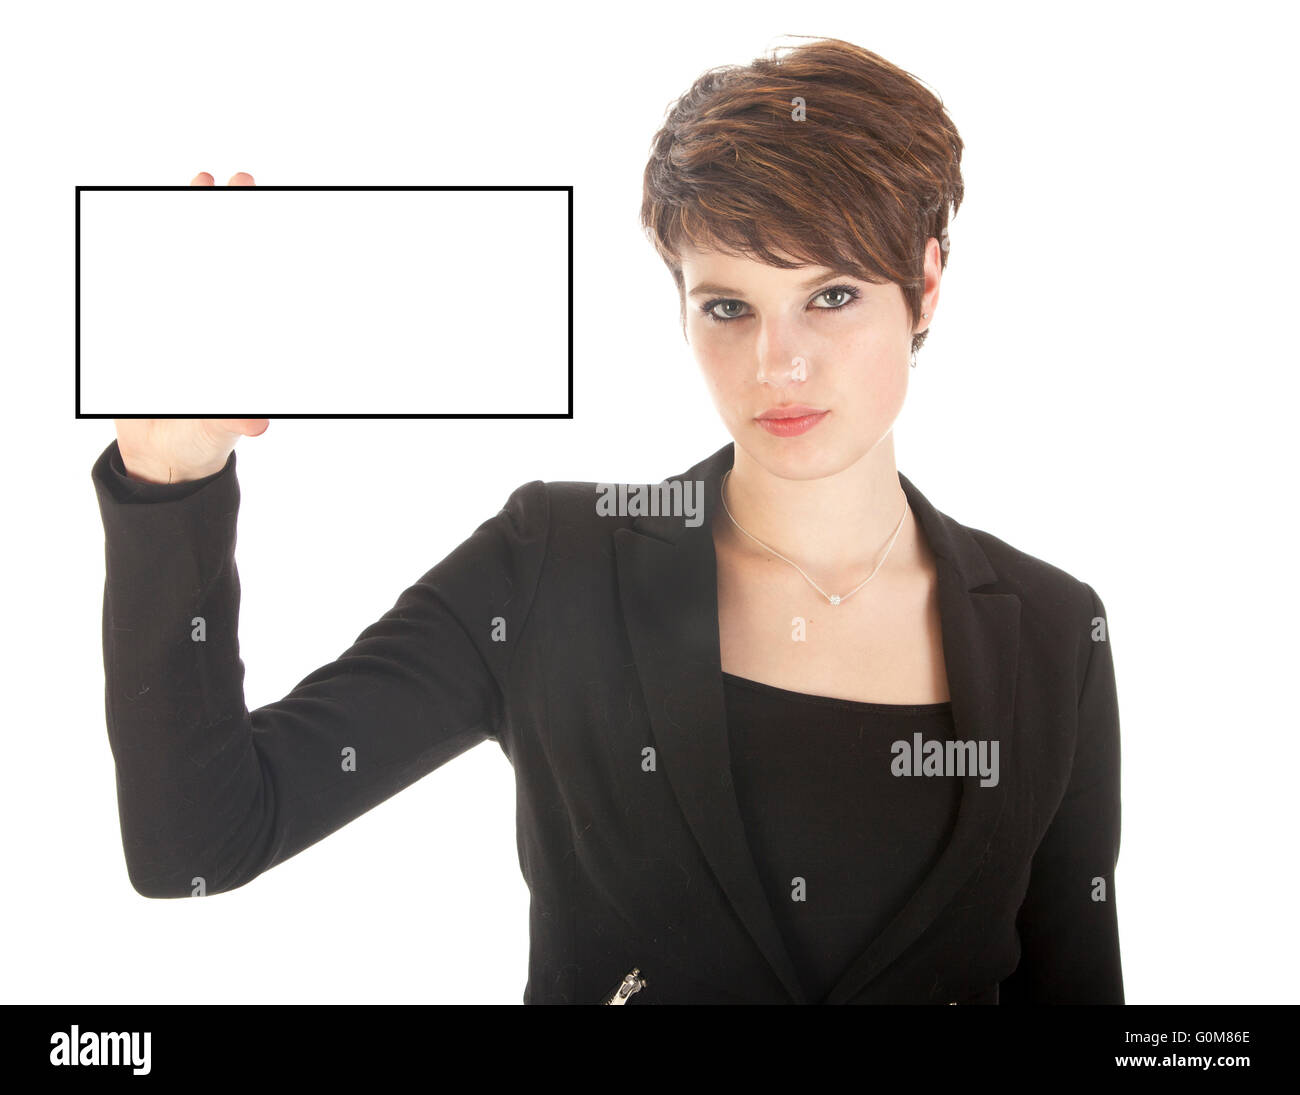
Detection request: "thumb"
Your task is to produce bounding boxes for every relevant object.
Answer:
[212,418,270,437]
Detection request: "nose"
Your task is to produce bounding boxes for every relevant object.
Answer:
[755,323,807,388]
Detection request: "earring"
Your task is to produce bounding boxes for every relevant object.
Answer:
[911,313,929,368]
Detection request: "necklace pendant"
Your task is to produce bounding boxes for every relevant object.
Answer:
[829,594,841,605]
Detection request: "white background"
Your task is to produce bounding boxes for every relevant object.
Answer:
[78,187,569,413]
[1,0,1296,1005]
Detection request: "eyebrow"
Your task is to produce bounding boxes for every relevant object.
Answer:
[686,270,863,299]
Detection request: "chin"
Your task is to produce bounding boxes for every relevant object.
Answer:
[736,427,864,482]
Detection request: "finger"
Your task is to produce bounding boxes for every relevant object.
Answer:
[212,418,270,436]
[228,173,256,186]
[191,172,214,186]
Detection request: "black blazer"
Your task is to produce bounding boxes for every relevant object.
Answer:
[91,438,1123,1005]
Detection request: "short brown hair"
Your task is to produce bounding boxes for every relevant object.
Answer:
[640,37,964,354]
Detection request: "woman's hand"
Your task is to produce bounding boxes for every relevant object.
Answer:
[113,172,267,484]
[114,417,270,484]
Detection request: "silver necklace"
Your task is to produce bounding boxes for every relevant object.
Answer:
[719,468,910,606]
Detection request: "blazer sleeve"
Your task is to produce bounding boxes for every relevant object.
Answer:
[91,439,549,899]
[999,581,1124,1003]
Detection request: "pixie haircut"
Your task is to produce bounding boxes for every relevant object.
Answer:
[641,37,964,355]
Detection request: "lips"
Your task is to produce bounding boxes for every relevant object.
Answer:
[755,403,826,420]
[754,407,830,437]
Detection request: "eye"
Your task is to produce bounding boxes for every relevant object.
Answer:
[702,299,749,323]
[812,285,862,310]
[698,283,863,324]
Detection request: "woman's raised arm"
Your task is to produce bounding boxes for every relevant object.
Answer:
[92,173,550,898]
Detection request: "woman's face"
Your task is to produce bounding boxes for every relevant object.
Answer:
[680,245,935,481]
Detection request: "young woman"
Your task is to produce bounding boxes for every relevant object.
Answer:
[93,38,1123,1004]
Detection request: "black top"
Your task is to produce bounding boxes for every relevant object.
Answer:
[722,672,961,1003]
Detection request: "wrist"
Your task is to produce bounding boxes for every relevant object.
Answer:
[119,453,222,485]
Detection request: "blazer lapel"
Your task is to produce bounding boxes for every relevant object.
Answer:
[614,444,808,1002]
[823,469,1019,1002]
[613,442,1020,1005]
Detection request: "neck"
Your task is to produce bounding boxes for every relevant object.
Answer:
[716,435,923,580]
